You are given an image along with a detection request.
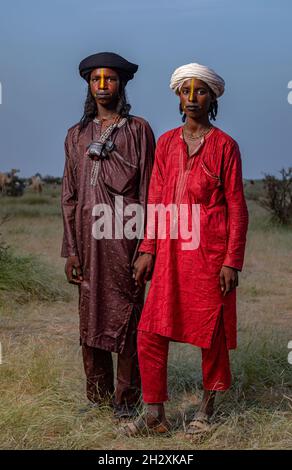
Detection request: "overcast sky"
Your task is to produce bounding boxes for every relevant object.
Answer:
[0,0,291,178]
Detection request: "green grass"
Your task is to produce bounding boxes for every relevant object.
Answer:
[0,244,69,305]
[0,187,61,218]
[0,180,291,449]
[244,180,265,202]
[0,327,291,449]
[231,330,291,403]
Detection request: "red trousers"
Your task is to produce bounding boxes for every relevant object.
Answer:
[138,313,231,403]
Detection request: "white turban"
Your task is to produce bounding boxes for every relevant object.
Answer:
[170,63,225,98]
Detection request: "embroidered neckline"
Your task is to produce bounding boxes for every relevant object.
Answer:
[180,126,216,158]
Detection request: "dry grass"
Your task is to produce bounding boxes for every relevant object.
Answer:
[0,186,291,449]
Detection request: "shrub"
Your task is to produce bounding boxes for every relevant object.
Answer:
[260,168,292,225]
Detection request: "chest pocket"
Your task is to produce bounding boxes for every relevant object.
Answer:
[188,159,222,204]
[102,152,138,194]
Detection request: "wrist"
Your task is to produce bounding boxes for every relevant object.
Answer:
[139,252,153,257]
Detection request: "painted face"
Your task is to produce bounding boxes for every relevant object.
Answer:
[99,68,105,89]
[189,78,195,102]
[90,67,120,105]
[179,78,214,119]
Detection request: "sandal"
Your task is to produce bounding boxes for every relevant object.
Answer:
[113,404,139,420]
[185,411,212,436]
[119,414,171,437]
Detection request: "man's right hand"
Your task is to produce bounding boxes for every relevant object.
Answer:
[133,253,154,287]
[65,255,83,285]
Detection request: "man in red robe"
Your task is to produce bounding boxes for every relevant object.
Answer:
[122,62,249,436]
[61,52,155,418]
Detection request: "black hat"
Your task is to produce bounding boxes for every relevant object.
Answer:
[79,52,138,83]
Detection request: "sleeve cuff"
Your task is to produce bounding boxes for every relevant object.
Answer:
[222,255,243,272]
[138,242,156,256]
[222,264,241,272]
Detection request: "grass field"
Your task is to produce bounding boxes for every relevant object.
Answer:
[0,184,291,449]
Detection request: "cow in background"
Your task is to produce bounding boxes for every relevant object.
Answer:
[31,174,43,193]
[0,169,19,194]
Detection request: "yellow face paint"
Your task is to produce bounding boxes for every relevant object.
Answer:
[189,78,195,101]
[99,68,105,89]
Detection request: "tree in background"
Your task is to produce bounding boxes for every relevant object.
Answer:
[260,168,292,225]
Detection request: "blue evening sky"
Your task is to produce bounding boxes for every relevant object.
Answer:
[0,0,291,178]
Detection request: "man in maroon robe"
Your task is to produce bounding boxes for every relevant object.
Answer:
[61,52,155,418]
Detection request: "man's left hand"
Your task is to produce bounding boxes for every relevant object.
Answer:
[219,266,238,296]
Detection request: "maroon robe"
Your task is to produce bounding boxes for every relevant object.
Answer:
[61,116,155,353]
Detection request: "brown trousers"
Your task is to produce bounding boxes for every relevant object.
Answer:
[81,308,141,406]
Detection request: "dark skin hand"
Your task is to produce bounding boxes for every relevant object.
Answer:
[65,255,83,285]
[220,266,239,296]
[133,253,154,287]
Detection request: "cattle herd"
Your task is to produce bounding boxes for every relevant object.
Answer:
[0,169,62,196]
[0,169,253,198]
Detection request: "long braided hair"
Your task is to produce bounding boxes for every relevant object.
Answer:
[79,80,131,130]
